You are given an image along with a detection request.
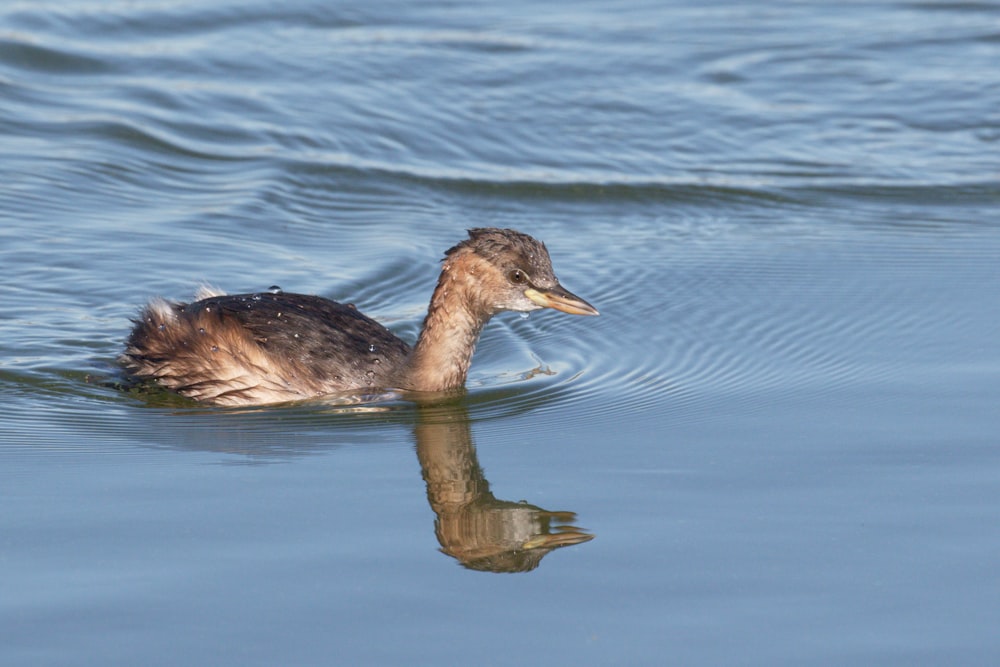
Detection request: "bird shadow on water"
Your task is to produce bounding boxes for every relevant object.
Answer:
[103,377,595,573]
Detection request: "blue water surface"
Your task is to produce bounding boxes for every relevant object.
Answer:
[2,1,1000,665]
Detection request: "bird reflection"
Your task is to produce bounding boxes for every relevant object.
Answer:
[109,373,594,572]
[414,402,593,573]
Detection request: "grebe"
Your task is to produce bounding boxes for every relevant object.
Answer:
[120,228,598,406]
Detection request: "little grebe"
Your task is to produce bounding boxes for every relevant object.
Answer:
[120,228,598,406]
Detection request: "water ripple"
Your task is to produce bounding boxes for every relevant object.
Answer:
[3,0,999,456]
[460,226,1000,437]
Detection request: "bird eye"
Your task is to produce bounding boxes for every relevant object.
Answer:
[508,269,527,285]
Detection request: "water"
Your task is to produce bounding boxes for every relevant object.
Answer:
[2,0,1000,664]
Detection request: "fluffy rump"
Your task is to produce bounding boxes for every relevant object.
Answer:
[119,295,321,405]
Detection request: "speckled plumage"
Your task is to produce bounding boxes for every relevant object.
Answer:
[120,228,597,406]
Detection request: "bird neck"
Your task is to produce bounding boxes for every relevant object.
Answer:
[403,254,492,392]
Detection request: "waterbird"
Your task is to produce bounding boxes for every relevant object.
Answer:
[120,228,598,406]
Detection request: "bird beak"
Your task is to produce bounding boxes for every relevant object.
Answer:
[522,531,595,550]
[524,285,599,316]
